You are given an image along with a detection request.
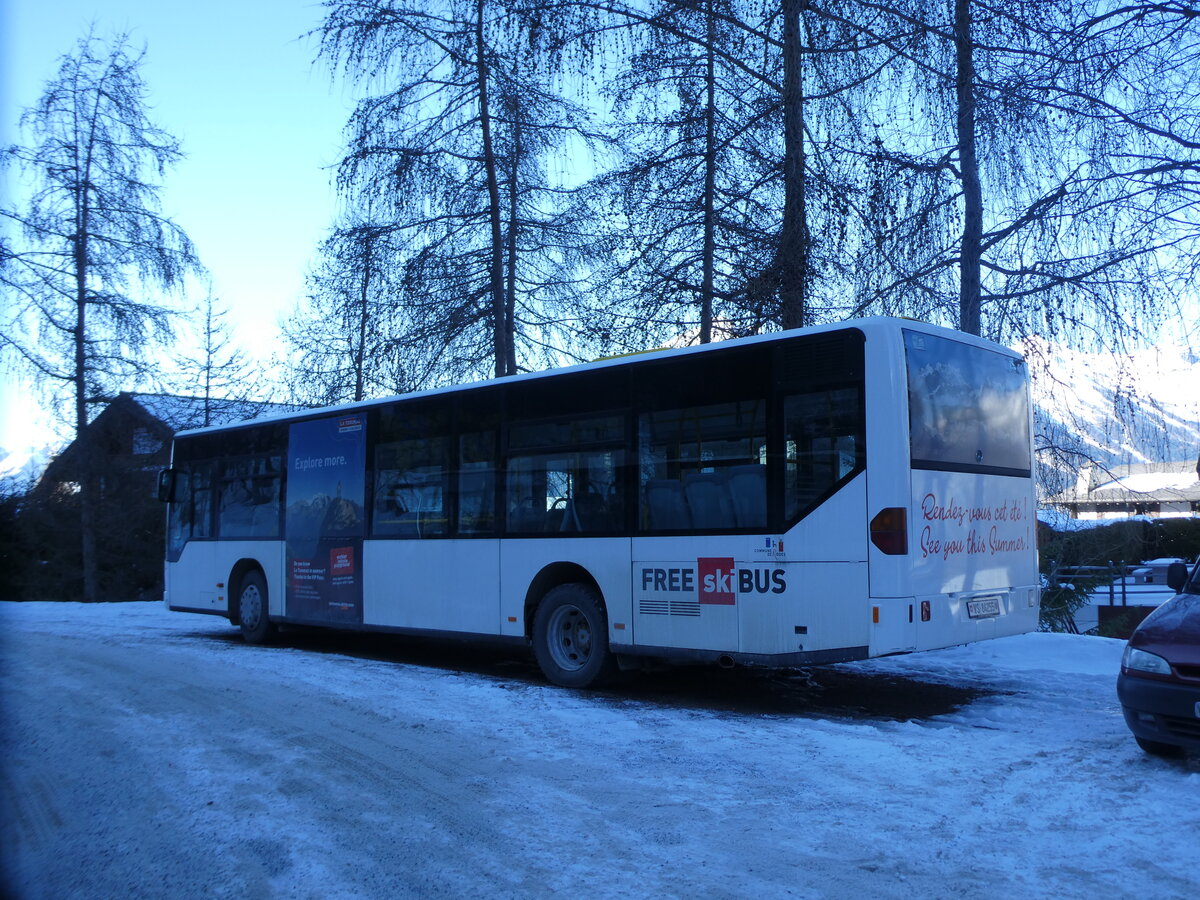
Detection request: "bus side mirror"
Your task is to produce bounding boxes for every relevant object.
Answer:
[157,469,181,503]
[1167,561,1188,593]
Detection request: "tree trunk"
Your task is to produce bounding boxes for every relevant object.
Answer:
[779,0,808,331]
[700,0,717,344]
[955,0,983,336]
[475,0,509,377]
[74,239,99,602]
[203,303,213,426]
[75,112,99,603]
[355,232,372,402]
[504,93,521,374]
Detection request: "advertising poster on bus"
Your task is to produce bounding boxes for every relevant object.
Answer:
[285,415,366,624]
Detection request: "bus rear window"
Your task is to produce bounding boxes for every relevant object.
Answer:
[904,330,1031,476]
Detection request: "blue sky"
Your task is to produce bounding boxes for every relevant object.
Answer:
[2,0,352,449]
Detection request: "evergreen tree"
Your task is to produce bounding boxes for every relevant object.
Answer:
[0,31,199,601]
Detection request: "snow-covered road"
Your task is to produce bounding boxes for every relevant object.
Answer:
[2,601,1196,899]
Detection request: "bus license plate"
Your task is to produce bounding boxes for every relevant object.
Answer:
[967,597,1001,619]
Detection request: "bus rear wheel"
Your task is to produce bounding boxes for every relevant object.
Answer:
[237,570,275,644]
[532,583,616,689]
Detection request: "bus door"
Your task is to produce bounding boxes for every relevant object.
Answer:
[165,465,223,614]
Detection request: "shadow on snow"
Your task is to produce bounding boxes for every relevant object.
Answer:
[188,625,991,722]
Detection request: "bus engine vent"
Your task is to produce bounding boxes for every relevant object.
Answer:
[640,599,702,617]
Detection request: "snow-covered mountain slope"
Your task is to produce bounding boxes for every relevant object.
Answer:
[1025,339,1199,470]
[0,444,54,494]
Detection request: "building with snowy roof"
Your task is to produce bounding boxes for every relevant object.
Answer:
[25,392,297,601]
[38,392,294,493]
[1050,458,1200,520]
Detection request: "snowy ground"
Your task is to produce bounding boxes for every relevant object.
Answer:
[2,602,1197,899]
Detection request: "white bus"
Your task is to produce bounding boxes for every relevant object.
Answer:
[158,317,1040,687]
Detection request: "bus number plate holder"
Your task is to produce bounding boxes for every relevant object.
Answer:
[967,597,1001,619]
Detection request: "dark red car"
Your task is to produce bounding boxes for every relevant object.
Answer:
[1117,559,1200,757]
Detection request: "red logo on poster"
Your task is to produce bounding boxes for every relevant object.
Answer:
[330,546,355,575]
[698,557,736,605]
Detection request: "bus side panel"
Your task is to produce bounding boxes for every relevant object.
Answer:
[738,562,868,656]
[166,540,219,613]
[631,476,870,656]
[781,473,868,562]
[169,540,286,619]
[743,474,871,655]
[631,536,746,652]
[362,539,500,634]
[500,538,634,641]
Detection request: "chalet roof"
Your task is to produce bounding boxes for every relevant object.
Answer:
[125,393,295,431]
[1051,459,1200,507]
[37,392,298,488]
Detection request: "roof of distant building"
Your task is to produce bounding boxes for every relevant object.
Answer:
[124,392,297,431]
[1050,459,1200,507]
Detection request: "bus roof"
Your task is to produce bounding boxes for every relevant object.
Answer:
[174,316,1021,439]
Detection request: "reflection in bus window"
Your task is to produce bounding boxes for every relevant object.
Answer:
[374,438,448,538]
[217,456,280,538]
[639,400,767,531]
[167,466,212,558]
[905,330,1030,473]
[507,450,623,534]
[784,388,863,521]
[457,430,496,535]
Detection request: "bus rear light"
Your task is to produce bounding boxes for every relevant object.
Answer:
[870,507,908,555]
[872,606,879,624]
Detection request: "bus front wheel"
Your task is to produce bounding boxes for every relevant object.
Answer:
[237,570,275,644]
[532,583,616,689]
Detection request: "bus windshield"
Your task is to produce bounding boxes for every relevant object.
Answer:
[904,329,1031,476]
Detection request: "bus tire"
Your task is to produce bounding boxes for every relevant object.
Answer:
[237,570,275,644]
[532,583,617,689]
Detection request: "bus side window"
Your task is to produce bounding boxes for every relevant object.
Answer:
[504,413,625,535]
[506,454,564,533]
[167,470,192,560]
[217,456,281,538]
[167,465,214,560]
[784,388,862,521]
[192,466,212,538]
[457,430,496,535]
[638,400,767,531]
[374,437,448,538]
[506,450,624,534]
